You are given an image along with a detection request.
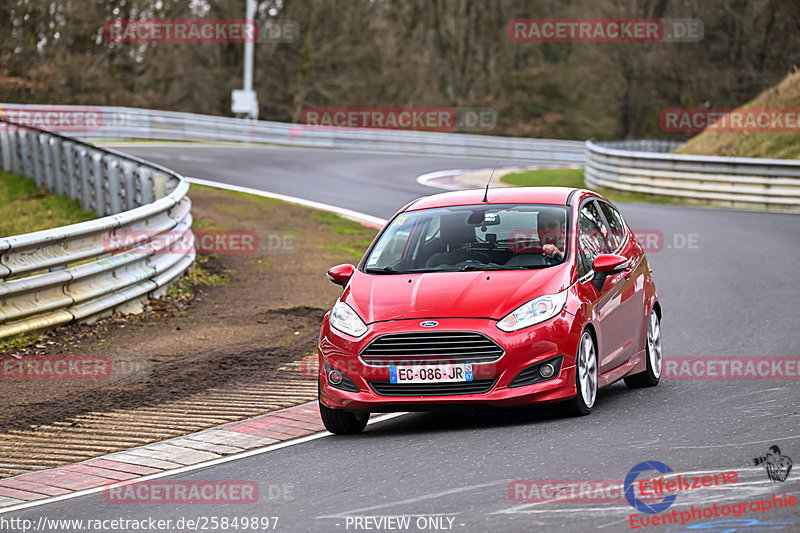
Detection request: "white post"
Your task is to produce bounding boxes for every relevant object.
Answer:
[244,0,255,95]
[232,0,259,120]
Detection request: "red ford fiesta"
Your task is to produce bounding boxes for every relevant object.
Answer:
[318,187,662,434]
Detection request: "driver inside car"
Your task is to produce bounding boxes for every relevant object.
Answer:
[538,210,566,261]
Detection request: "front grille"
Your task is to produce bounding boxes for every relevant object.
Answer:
[360,332,504,366]
[368,378,497,396]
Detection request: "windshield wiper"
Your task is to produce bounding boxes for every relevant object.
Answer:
[460,264,526,271]
[365,266,401,274]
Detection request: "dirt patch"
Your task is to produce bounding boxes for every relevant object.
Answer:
[0,184,378,433]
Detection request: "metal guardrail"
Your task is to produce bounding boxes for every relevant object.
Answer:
[6,104,799,211]
[0,117,194,339]
[1,104,797,342]
[0,104,588,164]
[585,140,800,211]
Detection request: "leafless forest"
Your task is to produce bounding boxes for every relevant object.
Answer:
[1,0,799,139]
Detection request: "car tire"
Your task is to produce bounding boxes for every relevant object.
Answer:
[319,402,369,435]
[564,330,597,416]
[624,309,662,389]
[318,379,369,435]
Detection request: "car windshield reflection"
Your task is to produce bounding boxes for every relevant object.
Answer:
[363,204,569,273]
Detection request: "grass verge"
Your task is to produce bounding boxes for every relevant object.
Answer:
[676,70,800,159]
[501,168,689,205]
[0,170,96,237]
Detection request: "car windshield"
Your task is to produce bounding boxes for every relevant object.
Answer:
[364,204,569,273]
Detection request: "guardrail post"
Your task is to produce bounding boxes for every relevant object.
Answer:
[106,156,122,214]
[91,151,105,216]
[43,135,57,192]
[52,137,68,195]
[9,129,22,175]
[139,167,154,204]
[153,173,169,199]
[77,146,92,211]
[121,161,137,210]
[32,133,47,187]
[0,124,10,172]
[63,141,78,200]
[20,130,33,179]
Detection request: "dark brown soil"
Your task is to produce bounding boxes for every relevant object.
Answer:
[0,185,378,433]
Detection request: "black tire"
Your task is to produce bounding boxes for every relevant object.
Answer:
[319,401,369,435]
[564,330,597,417]
[624,310,662,389]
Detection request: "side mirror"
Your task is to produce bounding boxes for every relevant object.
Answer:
[591,254,629,291]
[327,264,355,287]
[592,254,628,273]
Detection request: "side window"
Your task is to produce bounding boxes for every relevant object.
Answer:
[598,202,626,251]
[578,201,611,270]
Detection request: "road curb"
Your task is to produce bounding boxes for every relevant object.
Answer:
[0,401,325,510]
[416,164,583,190]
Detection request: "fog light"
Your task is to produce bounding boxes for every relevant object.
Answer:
[539,363,555,379]
[328,369,344,385]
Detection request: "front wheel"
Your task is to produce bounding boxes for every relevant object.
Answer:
[624,309,662,389]
[564,330,597,416]
[319,401,369,435]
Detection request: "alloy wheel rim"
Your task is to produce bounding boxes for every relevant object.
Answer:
[578,332,597,408]
[648,311,662,379]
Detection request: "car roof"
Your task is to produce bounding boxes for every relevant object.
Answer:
[405,186,594,211]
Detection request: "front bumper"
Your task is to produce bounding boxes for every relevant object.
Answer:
[319,314,582,412]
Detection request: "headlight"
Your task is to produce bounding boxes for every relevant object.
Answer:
[329,301,368,337]
[496,290,567,332]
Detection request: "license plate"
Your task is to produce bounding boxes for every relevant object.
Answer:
[389,363,473,383]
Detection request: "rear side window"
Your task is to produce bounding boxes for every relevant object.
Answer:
[597,201,626,251]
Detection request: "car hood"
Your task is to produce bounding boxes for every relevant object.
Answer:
[343,266,572,323]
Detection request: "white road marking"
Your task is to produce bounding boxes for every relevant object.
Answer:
[316,480,505,519]
[415,169,471,190]
[187,177,387,227]
[635,435,800,450]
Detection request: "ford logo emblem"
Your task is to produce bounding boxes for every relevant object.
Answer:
[420,321,439,328]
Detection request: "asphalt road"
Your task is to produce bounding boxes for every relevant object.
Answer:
[5,145,799,533]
